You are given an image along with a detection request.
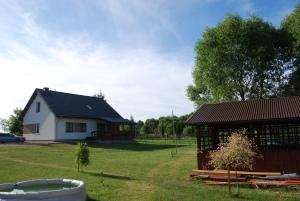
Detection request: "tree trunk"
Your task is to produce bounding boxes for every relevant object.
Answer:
[235,169,239,197]
[239,89,245,101]
[227,168,231,195]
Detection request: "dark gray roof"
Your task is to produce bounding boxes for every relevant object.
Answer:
[22,88,130,123]
[187,96,300,125]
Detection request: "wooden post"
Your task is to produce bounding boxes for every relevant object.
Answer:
[227,168,231,195]
[195,125,201,169]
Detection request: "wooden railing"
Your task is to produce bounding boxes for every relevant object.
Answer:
[89,130,134,141]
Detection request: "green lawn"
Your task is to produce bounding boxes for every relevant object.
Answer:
[0,140,299,201]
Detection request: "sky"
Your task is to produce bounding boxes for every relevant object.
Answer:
[0,0,299,123]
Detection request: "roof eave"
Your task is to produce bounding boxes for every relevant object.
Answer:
[20,89,38,121]
[187,117,300,126]
[56,115,131,124]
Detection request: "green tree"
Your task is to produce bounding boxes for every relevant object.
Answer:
[0,118,8,132]
[157,116,173,136]
[120,115,135,133]
[182,126,194,136]
[187,15,292,107]
[281,4,300,95]
[157,117,166,137]
[135,120,144,136]
[76,142,90,172]
[6,108,23,135]
[141,118,158,135]
[94,90,106,101]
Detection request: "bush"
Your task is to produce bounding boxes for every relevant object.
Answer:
[209,130,258,196]
[182,126,195,136]
[76,142,90,172]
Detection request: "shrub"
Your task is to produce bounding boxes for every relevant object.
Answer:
[182,126,195,136]
[76,142,90,172]
[209,130,258,195]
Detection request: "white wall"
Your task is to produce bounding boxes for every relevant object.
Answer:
[23,93,56,140]
[56,118,96,140]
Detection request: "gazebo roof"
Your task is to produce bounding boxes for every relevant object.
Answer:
[187,96,300,125]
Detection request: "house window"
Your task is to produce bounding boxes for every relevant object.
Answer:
[66,122,73,132]
[79,123,87,132]
[23,123,39,134]
[65,122,87,133]
[36,102,40,113]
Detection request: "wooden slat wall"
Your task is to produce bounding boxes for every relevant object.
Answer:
[196,121,300,173]
[197,148,300,173]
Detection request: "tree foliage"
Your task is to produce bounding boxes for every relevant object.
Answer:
[209,131,258,195]
[187,15,292,106]
[0,118,8,132]
[120,115,135,133]
[281,4,300,95]
[76,142,90,172]
[182,126,194,136]
[135,120,144,135]
[209,131,257,170]
[94,90,106,101]
[141,118,158,135]
[6,108,23,135]
[137,114,194,137]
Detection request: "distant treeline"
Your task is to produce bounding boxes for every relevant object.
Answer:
[135,113,195,138]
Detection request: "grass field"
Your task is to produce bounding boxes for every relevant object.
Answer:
[0,140,299,201]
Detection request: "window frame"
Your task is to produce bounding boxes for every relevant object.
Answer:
[65,122,87,133]
[66,122,74,133]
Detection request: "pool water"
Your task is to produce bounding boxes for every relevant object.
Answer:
[1,183,76,193]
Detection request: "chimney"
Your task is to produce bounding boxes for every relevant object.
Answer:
[43,87,49,92]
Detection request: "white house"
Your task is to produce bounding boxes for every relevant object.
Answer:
[21,88,133,141]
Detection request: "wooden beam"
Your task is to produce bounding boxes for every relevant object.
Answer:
[192,169,281,176]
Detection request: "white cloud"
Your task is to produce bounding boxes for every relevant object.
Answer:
[95,0,184,46]
[240,0,256,15]
[199,0,257,16]
[0,2,194,122]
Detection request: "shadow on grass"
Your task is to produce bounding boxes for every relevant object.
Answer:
[86,195,98,201]
[87,142,186,151]
[26,141,78,147]
[84,171,134,180]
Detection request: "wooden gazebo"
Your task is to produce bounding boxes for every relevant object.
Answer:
[187,97,300,173]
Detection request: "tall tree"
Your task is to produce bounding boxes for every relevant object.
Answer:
[0,118,8,132]
[6,108,23,135]
[135,120,144,135]
[281,4,300,95]
[141,118,158,135]
[187,15,292,107]
[94,90,106,101]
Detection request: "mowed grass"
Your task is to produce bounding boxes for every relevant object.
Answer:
[0,140,299,201]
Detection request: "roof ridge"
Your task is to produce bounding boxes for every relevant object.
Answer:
[203,96,300,106]
[37,88,105,100]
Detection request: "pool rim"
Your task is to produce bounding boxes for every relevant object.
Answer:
[0,179,85,200]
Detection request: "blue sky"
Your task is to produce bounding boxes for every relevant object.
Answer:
[0,0,299,122]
